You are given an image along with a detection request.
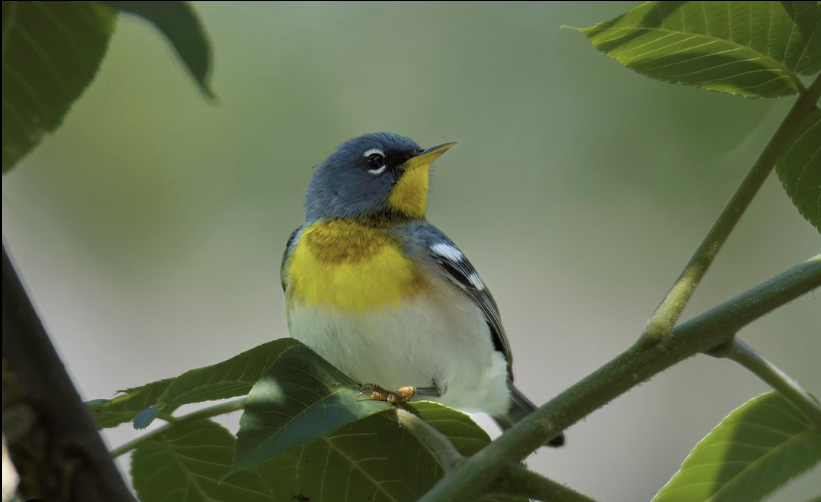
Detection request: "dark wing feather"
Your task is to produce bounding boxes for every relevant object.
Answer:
[281,226,302,292]
[420,230,514,381]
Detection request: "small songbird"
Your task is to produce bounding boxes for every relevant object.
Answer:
[281,132,563,446]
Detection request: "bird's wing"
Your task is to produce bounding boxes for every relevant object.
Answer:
[281,226,303,292]
[413,224,514,381]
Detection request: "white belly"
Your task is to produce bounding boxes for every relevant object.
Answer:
[286,286,511,416]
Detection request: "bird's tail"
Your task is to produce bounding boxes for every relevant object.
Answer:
[491,383,565,447]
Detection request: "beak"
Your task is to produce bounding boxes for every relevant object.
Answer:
[412,142,457,165]
[388,142,455,218]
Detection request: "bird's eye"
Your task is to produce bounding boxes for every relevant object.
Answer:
[363,148,387,174]
[366,154,385,170]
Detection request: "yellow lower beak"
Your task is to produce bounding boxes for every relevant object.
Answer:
[407,142,457,169]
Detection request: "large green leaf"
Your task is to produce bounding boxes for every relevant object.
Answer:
[131,419,272,502]
[576,1,821,98]
[104,1,215,98]
[235,344,393,469]
[1,1,117,173]
[260,411,441,502]
[2,1,214,174]
[259,402,521,502]
[652,392,821,502]
[88,339,298,429]
[88,377,173,429]
[156,338,300,413]
[776,107,821,234]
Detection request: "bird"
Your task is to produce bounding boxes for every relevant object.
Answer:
[281,132,563,446]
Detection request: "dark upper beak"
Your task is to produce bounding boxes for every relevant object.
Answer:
[414,142,457,163]
[400,142,457,172]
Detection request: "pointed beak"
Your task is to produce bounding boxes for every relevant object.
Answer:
[412,142,457,165]
[386,142,456,218]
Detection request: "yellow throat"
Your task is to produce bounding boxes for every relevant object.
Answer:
[387,161,430,220]
[287,142,455,311]
[387,142,455,219]
[287,220,423,312]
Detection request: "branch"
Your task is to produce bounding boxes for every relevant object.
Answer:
[419,255,821,502]
[110,397,247,458]
[492,462,600,502]
[714,339,821,430]
[641,73,821,344]
[395,408,463,472]
[2,244,135,502]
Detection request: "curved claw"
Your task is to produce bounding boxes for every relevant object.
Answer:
[357,384,416,404]
[357,383,388,402]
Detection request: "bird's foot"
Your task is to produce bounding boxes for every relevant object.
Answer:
[357,384,417,403]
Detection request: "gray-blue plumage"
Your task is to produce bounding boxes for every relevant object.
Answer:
[282,132,564,447]
[304,133,421,222]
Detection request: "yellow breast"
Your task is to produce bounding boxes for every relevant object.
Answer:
[287,220,424,311]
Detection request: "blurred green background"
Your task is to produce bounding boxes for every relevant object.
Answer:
[2,1,819,500]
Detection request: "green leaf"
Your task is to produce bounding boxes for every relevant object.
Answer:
[1,1,117,173]
[131,419,271,502]
[89,339,298,429]
[575,1,821,98]
[409,403,527,502]
[259,404,524,502]
[260,411,444,502]
[776,107,821,234]
[652,392,821,502]
[410,401,491,456]
[235,344,393,469]
[155,338,300,414]
[88,377,173,429]
[104,1,215,98]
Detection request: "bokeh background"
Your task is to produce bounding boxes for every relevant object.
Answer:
[3,2,819,500]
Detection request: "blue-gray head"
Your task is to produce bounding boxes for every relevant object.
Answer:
[305,133,455,222]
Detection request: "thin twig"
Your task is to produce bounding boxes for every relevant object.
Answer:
[719,339,821,429]
[418,255,821,502]
[110,397,247,458]
[641,74,821,344]
[395,408,463,472]
[492,462,600,502]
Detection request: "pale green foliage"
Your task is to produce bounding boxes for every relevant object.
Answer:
[1,0,213,173]
[155,339,300,414]
[653,392,821,502]
[578,1,821,98]
[576,1,821,233]
[235,344,393,469]
[1,1,116,173]
[776,108,821,233]
[88,339,299,429]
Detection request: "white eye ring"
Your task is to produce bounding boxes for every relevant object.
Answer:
[363,148,387,175]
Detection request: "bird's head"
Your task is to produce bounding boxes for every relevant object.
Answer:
[305,132,455,222]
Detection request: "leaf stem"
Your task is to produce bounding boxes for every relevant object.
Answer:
[641,73,821,344]
[720,339,821,430]
[419,255,821,502]
[395,408,464,472]
[155,413,180,424]
[110,397,247,458]
[493,462,601,502]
